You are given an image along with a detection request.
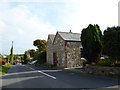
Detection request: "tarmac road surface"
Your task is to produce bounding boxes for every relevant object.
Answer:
[2,65,120,89]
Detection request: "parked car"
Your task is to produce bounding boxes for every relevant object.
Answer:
[30,60,37,65]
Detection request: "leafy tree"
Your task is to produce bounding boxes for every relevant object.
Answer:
[103,26,120,61]
[81,24,102,63]
[23,51,30,64]
[27,49,36,57]
[37,51,46,64]
[33,39,47,51]
[33,39,47,64]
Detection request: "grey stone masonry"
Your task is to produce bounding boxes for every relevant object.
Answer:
[66,42,82,67]
[47,31,83,68]
[53,32,66,67]
[84,65,120,78]
[46,34,55,64]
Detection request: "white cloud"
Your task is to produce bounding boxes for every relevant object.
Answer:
[0,3,58,54]
[0,4,57,39]
[0,21,6,32]
[0,0,119,54]
[0,0,80,3]
[68,0,119,32]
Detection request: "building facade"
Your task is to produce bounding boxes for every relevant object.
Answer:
[47,31,82,68]
[46,34,55,64]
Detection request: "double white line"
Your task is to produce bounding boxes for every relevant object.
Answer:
[28,67,56,80]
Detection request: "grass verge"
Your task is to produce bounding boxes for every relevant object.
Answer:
[0,63,12,75]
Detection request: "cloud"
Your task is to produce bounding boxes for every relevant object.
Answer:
[0,3,58,54]
[0,0,80,3]
[0,21,6,32]
[69,0,118,32]
[0,4,57,39]
[0,0,119,54]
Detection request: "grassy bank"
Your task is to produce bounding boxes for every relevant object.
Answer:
[0,63,12,75]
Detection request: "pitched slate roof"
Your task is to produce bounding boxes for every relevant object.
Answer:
[58,32,81,41]
[48,34,55,42]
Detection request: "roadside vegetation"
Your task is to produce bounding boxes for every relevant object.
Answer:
[81,24,102,63]
[0,54,12,75]
[81,25,120,67]
[98,58,120,67]
[0,63,12,75]
[22,39,47,66]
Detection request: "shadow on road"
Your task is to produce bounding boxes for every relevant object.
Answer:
[2,65,120,88]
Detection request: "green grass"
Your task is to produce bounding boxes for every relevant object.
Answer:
[0,63,12,75]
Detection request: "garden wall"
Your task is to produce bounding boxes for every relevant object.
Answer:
[84,65,120,78]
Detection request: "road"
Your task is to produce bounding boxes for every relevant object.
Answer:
[2,65,120,89]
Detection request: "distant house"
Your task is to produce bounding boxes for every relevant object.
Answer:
[47,31,83,68]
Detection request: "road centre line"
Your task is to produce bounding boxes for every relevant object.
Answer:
[26,66,56,80]
[38,71,56,79]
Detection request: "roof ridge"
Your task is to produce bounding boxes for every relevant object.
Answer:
[57,31,80,34]
[48,34,55,36]
[57,31,81,41]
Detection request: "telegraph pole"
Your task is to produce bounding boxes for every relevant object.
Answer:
[10,41,14,64]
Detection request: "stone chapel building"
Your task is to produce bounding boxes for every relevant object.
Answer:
[47,34,55,64]
[47,31,82,68]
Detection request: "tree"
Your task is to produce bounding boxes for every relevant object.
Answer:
[81,24,102,63]
[103,26,120,61]
[37,51,46,64]
[33,39,47,64]
[23,51,30,64]
[33,39,47,51]
[27,49,36,57]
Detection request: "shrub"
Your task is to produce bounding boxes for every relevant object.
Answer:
[37,51,46,64]
[98,58,115,66]
[103,26,120,61]
[0,63,12,75]
[81,24,102,63]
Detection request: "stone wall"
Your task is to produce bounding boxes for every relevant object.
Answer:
[47,37,54,64]
[53,33,83,68]
[66,41,82,68]
[53,33,66,67]
[84,65,120,78]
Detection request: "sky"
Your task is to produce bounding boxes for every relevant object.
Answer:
[0,0,119,55]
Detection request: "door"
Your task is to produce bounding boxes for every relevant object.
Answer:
[53,53,57,66]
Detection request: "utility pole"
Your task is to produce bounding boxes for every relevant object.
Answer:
[10,41,14,64]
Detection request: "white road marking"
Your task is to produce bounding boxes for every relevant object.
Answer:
[38,71,56,80]
[25,66,57,80]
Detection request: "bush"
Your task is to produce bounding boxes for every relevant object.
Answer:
[98,58,115,66]
[0,63,12,75]
[37,51,46,64]
[4,63,12,68]
[81,24,102,63]
[103,27,120,61]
